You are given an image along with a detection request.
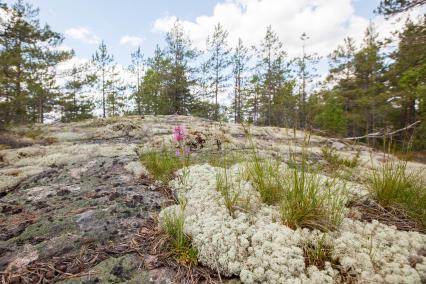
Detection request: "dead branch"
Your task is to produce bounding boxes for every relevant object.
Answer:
[343,121,421,141]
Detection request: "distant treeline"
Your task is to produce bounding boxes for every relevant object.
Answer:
[0,0,425,149]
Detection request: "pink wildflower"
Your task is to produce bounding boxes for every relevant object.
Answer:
[173,125,187,143]
[184,147,190,155]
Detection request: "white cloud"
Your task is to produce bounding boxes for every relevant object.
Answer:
[152,0,422,57]
[65,27,100,45]
[0,6,11,32]
[55,44,73,52]
[119,35,144,46]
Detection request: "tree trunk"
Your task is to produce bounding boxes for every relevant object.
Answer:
[102,68,106,118]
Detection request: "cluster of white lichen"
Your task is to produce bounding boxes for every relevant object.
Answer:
[161,164,426,284]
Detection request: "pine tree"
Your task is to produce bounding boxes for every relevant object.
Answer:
[377,0,426,16]
[129,47,144,115]
[328,37,357,136]
[0,0,71,124]
[247,74,262,125]
[92,40,114,118]
[353,24,385,144]
[313,91,347,136]
[255,25,290,126]
[295,33,320,128]
[141,45,171,114]
[60,63,95,122]
[231,38,250,123]
[205,23,231,120]
[164,20,198,115]
[106,65,126,117]
[386,17,426,148]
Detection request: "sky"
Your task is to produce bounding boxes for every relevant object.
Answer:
[4,0,388,66]
[2,0,423,108]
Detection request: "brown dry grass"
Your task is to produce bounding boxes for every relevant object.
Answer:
[349,198,423,233]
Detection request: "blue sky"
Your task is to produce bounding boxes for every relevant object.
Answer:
[4,0,383,67]
[6,0,222,64]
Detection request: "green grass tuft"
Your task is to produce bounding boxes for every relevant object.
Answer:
[216,168,242,217]
[139,148,185,182]
[280,163,347,231]
[243,129,347,231]
[161,200,198,266]
[369,160,426,228]
[245,157,283,205]
[303,235,334,270]
[321,146,360,171]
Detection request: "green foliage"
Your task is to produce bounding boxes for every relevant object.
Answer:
[161,200,198,266]
[369,160,426,227]
[376,0,426,16]
[216,168,242,218]
[60,65,95,122]
[164,21,198,115]
[139,46,172,115]
[231,38,250,123]
[0,0,71,124]
[105,66,126,117]
[253,26,293,127]
[139,148,183,182]
[280,160,347,231]
[243,129,347,231]
[314,93,347,136]
[205,23,232,121]
[20,126,44,139]
[389,18,426,150]
[321,146,360,170]
[302,235,334,270]
[129,47,145,116]
[245,157,283,205]
[92,41,114,118]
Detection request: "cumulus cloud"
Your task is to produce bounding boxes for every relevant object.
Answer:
[152,0,421,57]
[119,35,144,46]
[0,6,11,32]
[65,27,100,45]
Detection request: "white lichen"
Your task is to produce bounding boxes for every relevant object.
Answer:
[161,163,426,284]
[125,161,148,178]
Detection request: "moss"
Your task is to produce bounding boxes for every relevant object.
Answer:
[35,234,79,259]
[20,127,44,140]
[0,144,10,150]
[15,216,78,243]
[58,255,149,284]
